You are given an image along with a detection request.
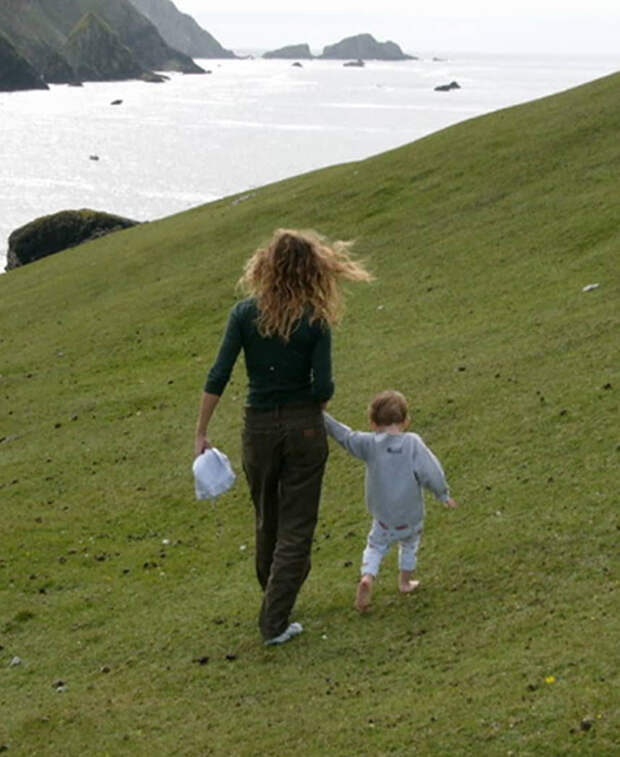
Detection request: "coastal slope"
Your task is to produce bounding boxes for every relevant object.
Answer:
[1,73,618,756]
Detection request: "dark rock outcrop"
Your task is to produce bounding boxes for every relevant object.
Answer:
[263,44,313,60]
[6,209,139,270]
[128,0,236,58]
[0,32,49,91]
[320,34,415,61]
[62,12,147,81]
[343,59,365,68]
[41,49,80,84]
[434,81,461,92]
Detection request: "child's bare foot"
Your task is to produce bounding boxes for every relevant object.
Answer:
[398,570,420,594]
[355,574,374,612]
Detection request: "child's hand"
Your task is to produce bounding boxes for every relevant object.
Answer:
[444,497,458,509]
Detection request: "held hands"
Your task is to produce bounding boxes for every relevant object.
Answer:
[444,497,458,509]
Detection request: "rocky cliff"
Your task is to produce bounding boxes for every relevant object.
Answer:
[320,33,415,61]
[62,12,146,82]
[0,0,204,90]
[89,0,204,74]
[41,49,81,85]
[129,0,236,58]
[263,44,313,60]
[0,31,49,91]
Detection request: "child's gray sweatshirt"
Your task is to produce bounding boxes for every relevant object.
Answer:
[323,413,450,529]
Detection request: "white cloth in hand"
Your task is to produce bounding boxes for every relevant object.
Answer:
[192,448,236,500]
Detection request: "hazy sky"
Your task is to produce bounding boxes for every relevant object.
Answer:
[171,1,620,56]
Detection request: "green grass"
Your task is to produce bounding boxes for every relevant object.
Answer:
[1,72,619,756]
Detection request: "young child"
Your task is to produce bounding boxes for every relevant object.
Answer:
[324,390,458,612]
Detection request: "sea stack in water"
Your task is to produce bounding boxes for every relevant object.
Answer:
[6,209,139,271]
[263,44,313,59]
[434,81,461,92]
[320,34,415,61]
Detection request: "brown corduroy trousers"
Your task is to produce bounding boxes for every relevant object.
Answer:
[242,402,328,641]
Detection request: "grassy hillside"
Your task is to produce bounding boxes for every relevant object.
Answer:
[1,72,618,756]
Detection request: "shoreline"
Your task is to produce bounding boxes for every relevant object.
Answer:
[2,53,618,275]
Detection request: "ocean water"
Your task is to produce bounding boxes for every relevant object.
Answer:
[1,54,618,271]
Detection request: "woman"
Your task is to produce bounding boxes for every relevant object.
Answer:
[194,229,372,645]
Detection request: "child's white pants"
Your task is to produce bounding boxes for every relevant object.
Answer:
[361,519,422,577]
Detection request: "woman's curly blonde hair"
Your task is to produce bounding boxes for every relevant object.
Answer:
[237,229,373,341]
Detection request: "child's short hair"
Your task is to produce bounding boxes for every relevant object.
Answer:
[368,390,409,427]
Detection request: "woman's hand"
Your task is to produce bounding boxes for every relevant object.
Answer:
[194,392,220,458]
[194,432,212,457]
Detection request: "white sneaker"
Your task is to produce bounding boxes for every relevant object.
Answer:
[264,622,303,646]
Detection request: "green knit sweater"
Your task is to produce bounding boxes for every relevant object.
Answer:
[205,298,334,409]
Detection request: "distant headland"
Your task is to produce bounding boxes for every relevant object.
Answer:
[263,34,416,62]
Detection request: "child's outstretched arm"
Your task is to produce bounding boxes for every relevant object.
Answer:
[323,412,372,461]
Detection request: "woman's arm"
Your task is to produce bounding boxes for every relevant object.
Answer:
[205,308,243,396]
[195,306,243,457]
[194,392,221,456]
[310,325,335,403]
